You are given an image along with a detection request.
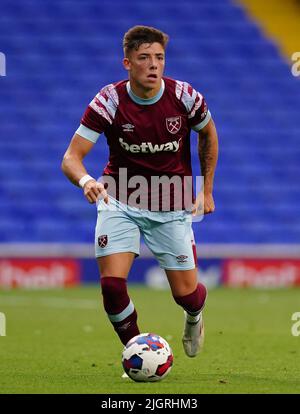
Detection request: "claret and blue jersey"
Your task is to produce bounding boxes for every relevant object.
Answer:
[77,76,211,169]
[76,76,211,210]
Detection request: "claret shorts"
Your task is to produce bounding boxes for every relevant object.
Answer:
[95,196,197,270]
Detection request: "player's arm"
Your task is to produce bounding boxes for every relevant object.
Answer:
[61,133,108,204]
[197,117,219,214]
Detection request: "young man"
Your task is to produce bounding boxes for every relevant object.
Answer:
[62,25,218,358]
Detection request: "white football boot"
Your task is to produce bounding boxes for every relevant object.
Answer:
[182,310,204,357]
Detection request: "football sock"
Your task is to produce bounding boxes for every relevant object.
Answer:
[100,276,140,345]
[173,283,207,322]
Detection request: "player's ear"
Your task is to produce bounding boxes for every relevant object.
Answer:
[123,57,130,71]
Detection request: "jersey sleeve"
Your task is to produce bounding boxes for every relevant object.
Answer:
[76,83,119,143]
[176,81,211,132]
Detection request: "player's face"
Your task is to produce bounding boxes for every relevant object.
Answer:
[123,42,165,97]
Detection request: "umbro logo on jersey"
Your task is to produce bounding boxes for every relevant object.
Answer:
[122,123,135,132]
[119,137,182,154]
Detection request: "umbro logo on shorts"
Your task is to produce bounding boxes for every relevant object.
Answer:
[176,255,188,263]
[98,235,108,248]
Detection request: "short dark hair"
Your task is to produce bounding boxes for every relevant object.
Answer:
[123,25,169,57]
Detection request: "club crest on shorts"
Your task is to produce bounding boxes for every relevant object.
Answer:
[98,234,108,248]
[176,255,188,263]
[166,116,181,134]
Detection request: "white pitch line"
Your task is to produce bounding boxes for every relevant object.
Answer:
[0,295,99,310]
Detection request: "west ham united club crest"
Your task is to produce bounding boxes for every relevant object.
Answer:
[98,235,108,248]
[166,116,181,134]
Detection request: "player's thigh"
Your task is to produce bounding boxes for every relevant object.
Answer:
[97,252,136,278]
[142,217,196,272]
[165,268,198,297]
[95,208,140,277]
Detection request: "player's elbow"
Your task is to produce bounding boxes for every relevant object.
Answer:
[61,153,71,176]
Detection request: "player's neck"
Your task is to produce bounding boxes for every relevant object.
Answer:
[129,80,162,99]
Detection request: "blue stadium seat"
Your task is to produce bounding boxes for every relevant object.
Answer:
[0,0,299,244]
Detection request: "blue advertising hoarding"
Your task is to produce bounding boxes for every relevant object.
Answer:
[80,257,223,289]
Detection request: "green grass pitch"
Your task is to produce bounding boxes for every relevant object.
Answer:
[0,286,300,394]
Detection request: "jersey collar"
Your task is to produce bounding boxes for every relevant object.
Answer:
[126,79,165,105]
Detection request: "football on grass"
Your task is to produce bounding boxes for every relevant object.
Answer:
[122,333,173,382]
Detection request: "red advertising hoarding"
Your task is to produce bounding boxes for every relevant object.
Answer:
[0,259,80,289]
[223,259,300,287]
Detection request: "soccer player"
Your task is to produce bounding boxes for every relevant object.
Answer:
[61,26,218,358]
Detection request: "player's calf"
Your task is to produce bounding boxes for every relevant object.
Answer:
[100,277,140,345]
[173,283,207,357]
[173,282,207,316]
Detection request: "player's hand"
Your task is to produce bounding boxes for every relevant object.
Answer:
[83,180,109,204]
[203,192,215,214]
[192,192,215,215]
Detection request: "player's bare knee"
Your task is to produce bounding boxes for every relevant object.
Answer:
[172,284,197,298]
